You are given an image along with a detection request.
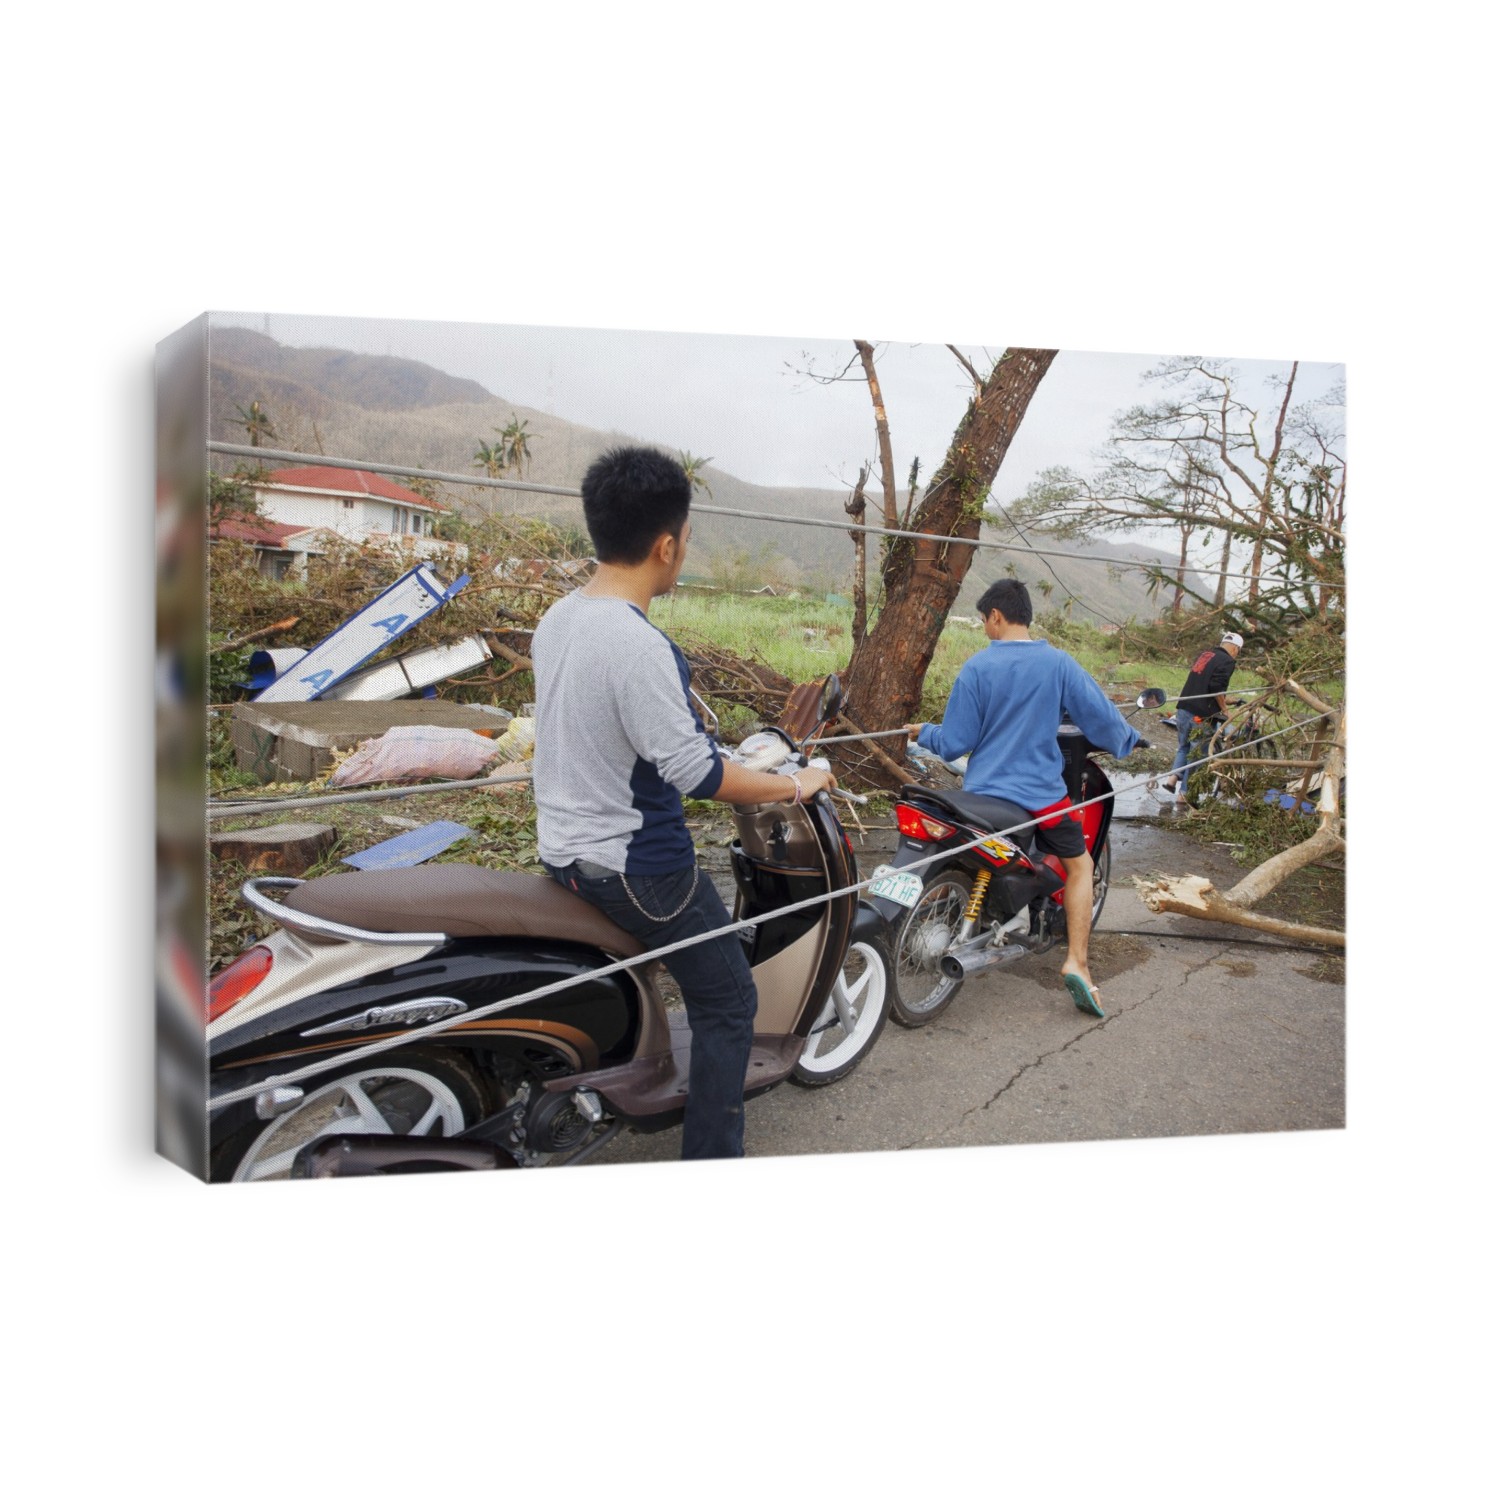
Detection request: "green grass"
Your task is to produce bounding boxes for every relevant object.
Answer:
[655,592,1199,721]
[206,592,1309,969]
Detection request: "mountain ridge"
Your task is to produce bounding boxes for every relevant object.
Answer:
[208,328,1212,622]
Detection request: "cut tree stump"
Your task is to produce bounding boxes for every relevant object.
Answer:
[210,823,337,875]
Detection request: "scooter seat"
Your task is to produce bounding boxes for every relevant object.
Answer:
[912,788,1039,852]
[281,866,646,956]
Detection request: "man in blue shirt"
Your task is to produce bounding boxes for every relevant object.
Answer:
[905,579,1143,1017]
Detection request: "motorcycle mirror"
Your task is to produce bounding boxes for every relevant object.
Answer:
[817,673,844,723]
[1137,687,1166,710]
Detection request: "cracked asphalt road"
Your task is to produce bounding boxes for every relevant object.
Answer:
[591,803,1345,1166]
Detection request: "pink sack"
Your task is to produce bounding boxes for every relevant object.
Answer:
[328,725,502,788]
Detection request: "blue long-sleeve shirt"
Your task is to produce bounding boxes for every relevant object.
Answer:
[917,639,1140,809]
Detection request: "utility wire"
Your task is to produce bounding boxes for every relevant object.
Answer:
[209,768,532,819]
[208,685,1325,814]
[208,442,1339,589]
[207,709,1337,1111]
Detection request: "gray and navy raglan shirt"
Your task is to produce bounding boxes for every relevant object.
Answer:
[531,591,723,874]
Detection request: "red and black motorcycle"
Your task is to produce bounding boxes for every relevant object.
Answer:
[864,717,1135,1026]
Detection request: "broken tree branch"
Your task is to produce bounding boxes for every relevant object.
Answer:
[1285,677,1337,717]
[1136,874,1345,949]
[836,713,915,785]
[946,344,985,389]
[1215,758,1328,770]
[1316,712,1346,833]
[213,616,301,653]
[1224,827,1346,907]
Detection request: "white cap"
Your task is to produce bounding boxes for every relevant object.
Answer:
[1221,631,1245,648]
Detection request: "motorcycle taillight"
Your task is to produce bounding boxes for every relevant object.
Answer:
[208,946,273,1022]
[896,804,957,842]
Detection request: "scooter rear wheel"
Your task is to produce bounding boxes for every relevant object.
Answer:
[210,1048,494,1184]
[890,871,972,1027]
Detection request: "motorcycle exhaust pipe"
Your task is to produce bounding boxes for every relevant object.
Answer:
[940,942,1028,982]
[291,1135,519,1178]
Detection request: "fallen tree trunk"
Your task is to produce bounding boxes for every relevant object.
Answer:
[1136,874,1345,948]
[1135,706,1346,947]
[1225,826,1345,907]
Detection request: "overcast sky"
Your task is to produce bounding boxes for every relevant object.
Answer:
[214,311,1343,572]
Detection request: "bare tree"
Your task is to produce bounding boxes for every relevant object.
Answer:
[841,348,1058,742]
[854,340,899,533]
[1016,359,1345,639]
[791,340,902,648]
[844,462,871,646]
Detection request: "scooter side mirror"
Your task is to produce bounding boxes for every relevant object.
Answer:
[817,673,844,724]
[1137,687,1166,710]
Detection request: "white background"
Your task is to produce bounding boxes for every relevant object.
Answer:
[5,3,1490,1495]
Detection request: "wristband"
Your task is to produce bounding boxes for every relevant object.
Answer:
[786,773,803,805]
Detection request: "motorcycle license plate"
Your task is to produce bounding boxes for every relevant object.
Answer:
[868,865,923,909]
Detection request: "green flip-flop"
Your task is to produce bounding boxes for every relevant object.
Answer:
[1063,973,1105,1018]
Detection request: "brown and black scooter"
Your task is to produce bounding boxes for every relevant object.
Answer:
[206,678,893,1179]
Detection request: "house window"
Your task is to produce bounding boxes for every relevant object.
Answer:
[342,498,354,509]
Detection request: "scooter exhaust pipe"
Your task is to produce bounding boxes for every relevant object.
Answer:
[291,1135,519,1178]
[940,942,1028,982]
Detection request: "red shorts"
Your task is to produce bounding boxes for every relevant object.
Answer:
[1031,795,1086,859]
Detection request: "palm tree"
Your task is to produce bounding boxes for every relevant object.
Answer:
[473,439,506,479]
[678,450,714,499]
[499,413,533,477]
[235,400,276,448]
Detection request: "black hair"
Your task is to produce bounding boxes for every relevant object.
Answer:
[579,446,692,565]
[975,578,1033,627]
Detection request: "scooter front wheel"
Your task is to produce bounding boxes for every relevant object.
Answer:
[890,871,972,1027]
[791,937,894,1087]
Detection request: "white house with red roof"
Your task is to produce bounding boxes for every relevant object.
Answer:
[249,465,464,563]
[210,515,333,580]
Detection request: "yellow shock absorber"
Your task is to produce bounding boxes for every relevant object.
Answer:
[964,868,992,924]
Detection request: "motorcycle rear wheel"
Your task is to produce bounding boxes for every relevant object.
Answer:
[890,871,972,1027]
[210,1048,494,1184]
[791,937,894,1086]
[1090,835,1111,928]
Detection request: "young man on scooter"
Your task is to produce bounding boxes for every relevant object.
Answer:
[532,446,838,1160]
[904,579,1145,1018]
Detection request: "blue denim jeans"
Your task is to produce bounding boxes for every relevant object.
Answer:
[544,859,757,1160]
[1170,708,1199,789]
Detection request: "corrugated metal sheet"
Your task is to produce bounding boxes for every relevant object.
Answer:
[342,821,475,871]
